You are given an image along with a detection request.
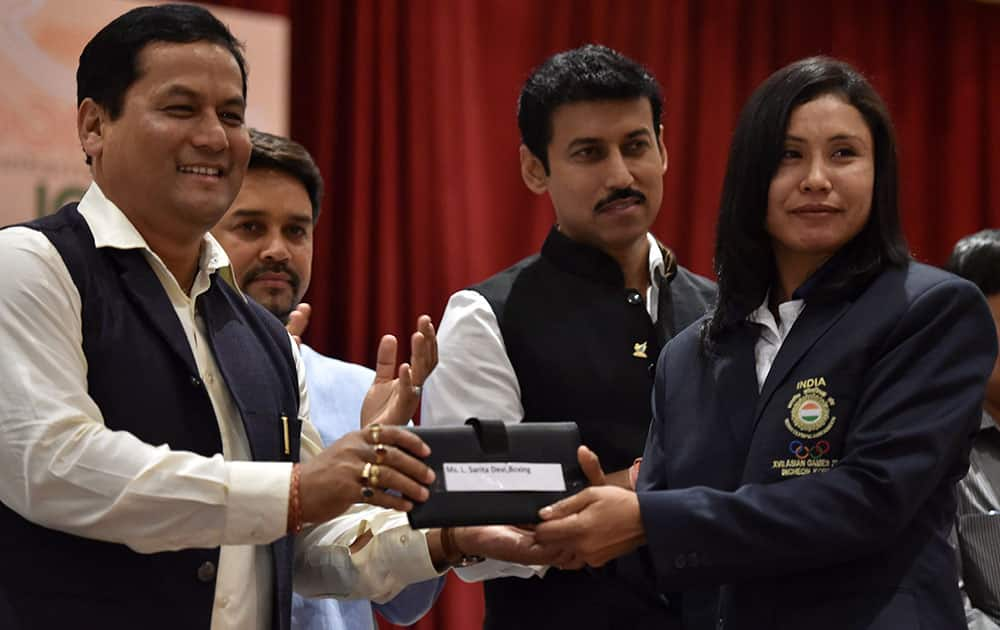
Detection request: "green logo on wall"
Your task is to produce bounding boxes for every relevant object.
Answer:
[36,182,87,218]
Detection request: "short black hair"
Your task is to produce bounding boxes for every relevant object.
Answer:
[705,56,909,345]
[77,4,247,163]
[517,44,663,173]
[247,129,324,222]
[947,229,1000,297]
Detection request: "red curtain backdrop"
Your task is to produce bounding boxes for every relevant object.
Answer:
[208,2,1000,628]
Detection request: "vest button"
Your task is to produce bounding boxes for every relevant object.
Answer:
[625,290,643,306]
[190,375,201,387]
[648,362,656,378]
[197,560,216,582]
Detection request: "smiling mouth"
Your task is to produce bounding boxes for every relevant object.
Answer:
[789,206,843,221]
[790,204,841,215]
[178,165,223,177]
[597,197,643,213]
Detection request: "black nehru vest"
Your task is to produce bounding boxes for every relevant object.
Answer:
[471,227,716,630]
[0,204,301,630]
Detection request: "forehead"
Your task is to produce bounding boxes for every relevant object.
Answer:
[786,94,871,142]
[130,40,244,102]
[549,98,654,145]
[230,168,312,217]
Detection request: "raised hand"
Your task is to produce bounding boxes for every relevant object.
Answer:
[409,313,437,390]
[285,302,312,346]
[360,315,437,427]
[298,423,434,524]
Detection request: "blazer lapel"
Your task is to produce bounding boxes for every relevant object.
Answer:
[198,277,294,462]
[752,300,852,432]
[111,249,199,377]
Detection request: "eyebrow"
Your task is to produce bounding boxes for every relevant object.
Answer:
[160,84,245,109]
[785,133,867,144]
[229,208,313,223]
[567,128,653,150]
[625,129,653,140]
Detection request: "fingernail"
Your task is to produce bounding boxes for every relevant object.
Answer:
[426,469,436,483]
[419,487,430,501]
[539,506,553,519]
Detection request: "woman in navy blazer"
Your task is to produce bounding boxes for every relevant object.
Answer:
[535,57,998,629]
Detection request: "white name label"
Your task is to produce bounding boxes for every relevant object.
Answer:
[442,462,566,492]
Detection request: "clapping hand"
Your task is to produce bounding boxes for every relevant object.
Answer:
[285,302,312,346]
[361,315,437,428]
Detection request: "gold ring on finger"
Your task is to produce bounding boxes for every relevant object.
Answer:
[361,461,373,484]
[368,464,381,487]
[360,486,375,501]
[369,423,382,444]
[374,443,388,465]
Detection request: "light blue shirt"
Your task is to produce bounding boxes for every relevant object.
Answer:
[292,345,445,630]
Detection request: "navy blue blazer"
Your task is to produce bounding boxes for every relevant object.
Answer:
[637,262,997,630]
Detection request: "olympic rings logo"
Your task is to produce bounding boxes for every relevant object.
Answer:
[789,440,830,460]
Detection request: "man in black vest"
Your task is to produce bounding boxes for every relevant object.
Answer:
[421,45,716,630]
[0,5,443,630]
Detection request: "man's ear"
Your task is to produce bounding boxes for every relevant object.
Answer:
[78,98,106,163]
[658,124,668,176]
[519,144,548,194]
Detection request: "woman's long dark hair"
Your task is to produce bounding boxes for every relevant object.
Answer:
[703,56,910,347]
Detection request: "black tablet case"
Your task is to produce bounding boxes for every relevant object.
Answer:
[405,418,588,528]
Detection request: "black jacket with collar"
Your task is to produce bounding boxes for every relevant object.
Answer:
[471,226,716,630]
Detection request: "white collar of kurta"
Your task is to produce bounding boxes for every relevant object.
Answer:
[982,410,998,433]
[645,232,665,280]
[77,181,232,278]
[747,291,805,342]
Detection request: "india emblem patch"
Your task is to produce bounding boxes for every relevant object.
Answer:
[784,377,836,439]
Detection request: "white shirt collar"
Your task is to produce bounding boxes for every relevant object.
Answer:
[646,233,665,281]
[983,410,998,433]
[77,181,232,278]
[748,291,805,341]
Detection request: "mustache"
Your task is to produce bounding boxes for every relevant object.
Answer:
[594,188,646,213]
[242,262,301,293]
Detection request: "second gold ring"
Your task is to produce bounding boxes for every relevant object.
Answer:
[360,461,381,487]
[374,443,388,465]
